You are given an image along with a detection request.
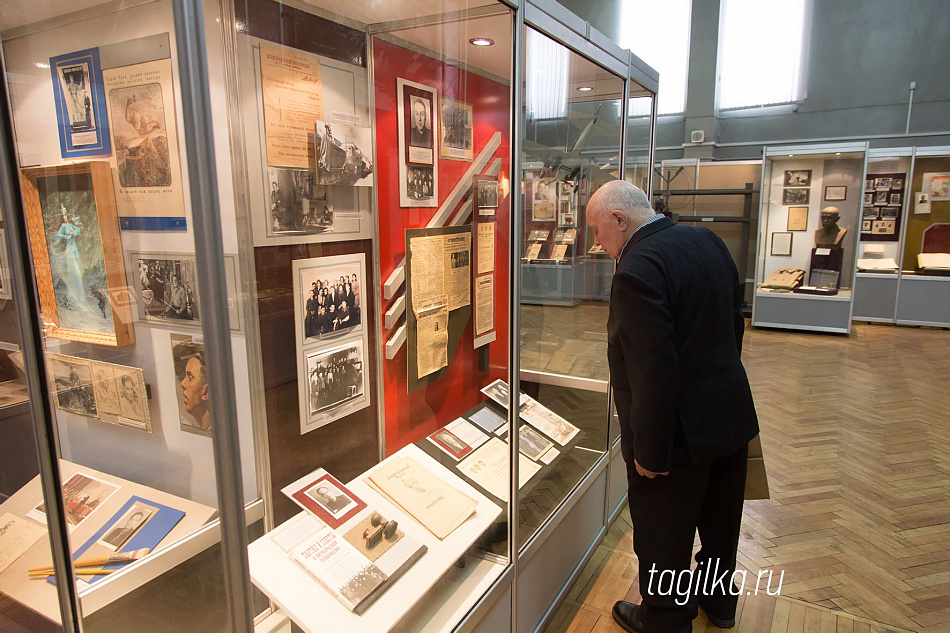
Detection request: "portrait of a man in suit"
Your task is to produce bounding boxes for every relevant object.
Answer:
[409,97,432,148]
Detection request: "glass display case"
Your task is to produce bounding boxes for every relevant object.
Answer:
[752,143,869,334]
[851,148,914,323]
[895,146,950,327]
[0,0,657,631]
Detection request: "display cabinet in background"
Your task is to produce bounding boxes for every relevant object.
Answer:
[0,1,658,633]
[895,146,950,327]
[752,143,869,334]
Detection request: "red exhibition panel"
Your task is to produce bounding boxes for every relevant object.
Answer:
[373,38,512,453]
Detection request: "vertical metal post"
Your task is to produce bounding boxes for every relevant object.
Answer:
[170,1,254,631]
[0,53,84,633]
[509,3,525,631]
[646,90,658,200]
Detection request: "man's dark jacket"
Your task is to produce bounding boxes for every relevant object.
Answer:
[607,216,758,473]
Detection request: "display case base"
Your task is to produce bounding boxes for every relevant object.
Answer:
[853,273,899,323]
[753,291,853,334]
[896,275,950,327]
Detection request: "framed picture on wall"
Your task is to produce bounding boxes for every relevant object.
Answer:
[397,78,439,208]
[20,161,134,347]
[439,97,474,162]
[49,48,111,159]
[783,170,811,187]
[531,179,556,222]
[770,232,793,257]
[824,186,847,201]
[782,188,810,205]
[787,206,808,231]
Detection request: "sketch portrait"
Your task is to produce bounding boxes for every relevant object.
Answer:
[171,333,210,436]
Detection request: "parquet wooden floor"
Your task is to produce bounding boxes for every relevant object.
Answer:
[543,323,950,633]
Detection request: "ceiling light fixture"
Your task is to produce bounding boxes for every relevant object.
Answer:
[577,86,593,92]
[469,38,494,47]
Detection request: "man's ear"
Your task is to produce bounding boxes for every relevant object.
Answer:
[612,210,627,228]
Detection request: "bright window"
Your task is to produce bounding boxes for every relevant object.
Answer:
[717,0,809,110]
[525,29,570,121]
[620,0,691,116]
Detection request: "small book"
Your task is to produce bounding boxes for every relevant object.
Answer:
[282,469,366,529]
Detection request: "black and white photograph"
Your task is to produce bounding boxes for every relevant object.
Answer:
[98,501,156,551]
[881,206,900,219]
[304,478,356,518]
[782,188,810,205]
[298,259,364,342]
[266,167,333,235]
[132,254,199,324]
[439,96,474,161]
[306,342,364,417]
[861,219,872,232]
[865,178,874,190]
[477,178,499,208]
[519,424,554,461]
[406,165,434,202]
[874,177,893,190]
[315,120,374,187]
[889,192,902,206]
[863,207,879,219]
[50,356,98,418]
[824,186,847,201]
[863,192,873,205]
[116,370,147,423]
[398,78,439,207]
[892,178,904,191]
[59,64,94,131]
[91,364,120,417]
[783,170,811,187]
[450,249,470,269]
[874,190,889,205]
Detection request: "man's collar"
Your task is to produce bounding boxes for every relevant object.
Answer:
[619,214,673,259]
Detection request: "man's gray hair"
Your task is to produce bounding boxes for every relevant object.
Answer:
[594,181,654,220]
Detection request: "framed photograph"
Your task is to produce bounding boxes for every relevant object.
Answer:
[770,232,793,257]
[20,162,134,346]
[863,192,873,205]
[439,96,474,162]
[293,253,370,434]
[304,341,367,424]
[861,219,873,232]
[874,177,892,190]
[865,179,874,190]
[49,48,111,158]
[892,178,904,191]
[783,170,811,187]
[171,332,211,436]
[284,470,366,529]
[874,191,889,205]
[862,207,879,219]
[782,188,809,205]
[0,229,11,300]
[266,167,333,235]
[397,78,438,207]
[429,427,473,460]
[824,186,847,201]
[889,192,902,205]
[881,206,900,219]
[49,354,98,418]
[129,252,242,332]
[97,501,157,551]
[475,176,499,211]
[27,471,118,530]
[532,179,556,222]
[786,206,808,231]
[315,121,374,187]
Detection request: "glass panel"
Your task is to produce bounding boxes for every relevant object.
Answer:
[757,148,867,299]
[228,0,514,631]
[0,0,264,630]
[857,153,912,274]
[903,153,950,274]
[0,211,59,633]
[518,25,624,548]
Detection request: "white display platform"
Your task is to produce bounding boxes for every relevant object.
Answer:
[248,444,505,633]
[0,460,217,623]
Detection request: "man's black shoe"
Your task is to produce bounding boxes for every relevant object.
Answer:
[611,601,648,633]
[698,602,736,629]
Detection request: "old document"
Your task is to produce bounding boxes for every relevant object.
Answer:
[0,513,46,573]
[260,42,324,169]
[444,231,471,311]
[366,456,477,540]
[475,274,494,336]
[410,234,447,314]
[520,398,579,446]
[477,223,494,274]
[417,307,448,377]
[457,437,540,502]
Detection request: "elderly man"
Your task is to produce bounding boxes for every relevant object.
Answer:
[586,181,759,633]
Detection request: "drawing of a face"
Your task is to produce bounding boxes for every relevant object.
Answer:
[180,356,209,425]
[125,97,160,136]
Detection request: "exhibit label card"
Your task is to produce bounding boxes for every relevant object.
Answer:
[474,274,494,337]
[477,223,495,274]
[260,43,325,169]
[102,57,186,230]
[0,513,46,574]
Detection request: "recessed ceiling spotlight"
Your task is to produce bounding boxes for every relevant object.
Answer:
[835,152,841,156]
[469,37,494,47]
[788,154,794,157]
[35,62,50,69]
[577,86,594,92]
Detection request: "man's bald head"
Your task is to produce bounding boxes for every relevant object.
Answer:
[586,181,656,259]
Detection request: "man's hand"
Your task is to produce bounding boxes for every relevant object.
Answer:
[635,459,669,479]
